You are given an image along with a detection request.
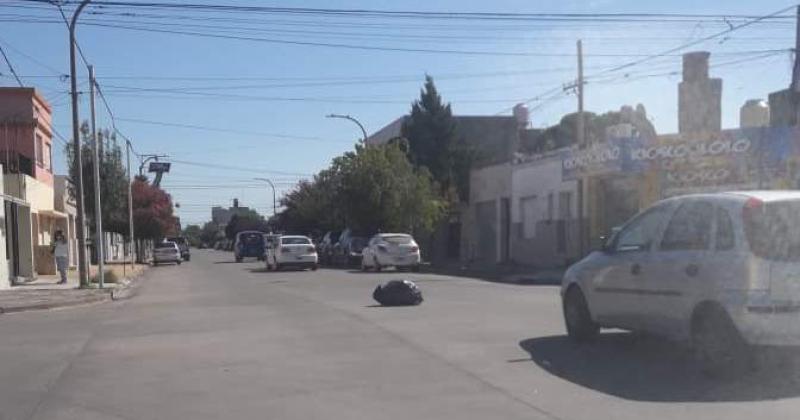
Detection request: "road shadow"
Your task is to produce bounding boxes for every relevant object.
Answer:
[518,333,800,402]
[213,261,242,264]
[248,267,271,273]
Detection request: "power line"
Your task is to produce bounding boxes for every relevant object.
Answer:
[587,4,799,79]
[0,43,23,86]
[168,158,312,177]
[114,117,341,142]
[34,2,795,23]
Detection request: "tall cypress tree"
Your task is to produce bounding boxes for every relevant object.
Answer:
[401,75,474,202]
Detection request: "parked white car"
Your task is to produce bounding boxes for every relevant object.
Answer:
[266,235,318,271]
[153,241,182,266]
[562,191,800,369]
[361,233,421,272]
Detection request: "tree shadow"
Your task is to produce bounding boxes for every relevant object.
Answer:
[518,333,800,402]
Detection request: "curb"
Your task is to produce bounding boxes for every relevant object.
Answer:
[0,293,109,314]
[110,267,149,301]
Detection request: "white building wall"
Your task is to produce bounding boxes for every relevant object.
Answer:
[464,163,512,263]
[510,152,580,267]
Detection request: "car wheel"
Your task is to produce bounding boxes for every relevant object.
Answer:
[235,256,243,263]
[177,260,182,265]
[412,264,420,273]
[312,264,319,271]
[275,263,282,271]
[692,305,753,376]
[361,261,368,271]
[563,287,600,343]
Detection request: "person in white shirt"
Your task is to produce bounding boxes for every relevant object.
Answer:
[52,230,69,284]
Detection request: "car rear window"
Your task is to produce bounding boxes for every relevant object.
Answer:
[168,237,187,245]
[383,235,413,244]
[156,242,175,249]
[744,201,800,261]
[241,233,263,244]
[282,237,311,245]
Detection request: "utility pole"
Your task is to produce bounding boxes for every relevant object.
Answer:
[126,140,135,268]
[89,66,104,288]
[792,6,800,94]
[576,39,586,258]
[69,0,92,287]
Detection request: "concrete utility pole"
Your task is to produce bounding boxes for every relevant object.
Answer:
[253,178,277,217]
[89,65,104,287]
[69,0,92,287]
[576,39,586,258]
[326,114,368,143]
[126,140,135,269]
[792,6,800,93]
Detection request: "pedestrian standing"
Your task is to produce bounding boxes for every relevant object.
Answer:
[52,230,69,284]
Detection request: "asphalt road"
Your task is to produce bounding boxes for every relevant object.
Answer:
[2,250,800,420]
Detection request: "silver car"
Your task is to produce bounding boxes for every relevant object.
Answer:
[562,191,800,369]
[153,241,182,266]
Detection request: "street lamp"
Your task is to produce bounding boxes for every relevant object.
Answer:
[326,113,368,143]
[69,0,92,287]
[253,178,276,218]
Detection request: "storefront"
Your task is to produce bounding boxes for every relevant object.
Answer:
[561,126,800,254]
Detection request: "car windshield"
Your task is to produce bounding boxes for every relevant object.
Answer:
[282,237,311,245]
[745,201,800,261]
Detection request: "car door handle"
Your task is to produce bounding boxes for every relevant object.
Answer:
[631,263,641,276]
[685,264,699,277]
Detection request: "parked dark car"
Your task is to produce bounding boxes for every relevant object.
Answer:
[318,230,342,265]
[167,236,190,261]
[234,231,266,262]
[332,229,369,267]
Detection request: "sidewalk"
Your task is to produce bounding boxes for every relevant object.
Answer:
[422,261,564,285]
[0,262,148,314]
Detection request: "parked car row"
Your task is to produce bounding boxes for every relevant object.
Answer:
[561,190,800,373]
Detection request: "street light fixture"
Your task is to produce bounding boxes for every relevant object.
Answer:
[69,0,92,287]
[253,178,277,218]
[326,113,368,143]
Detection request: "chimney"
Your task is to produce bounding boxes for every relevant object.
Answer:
[678,51,722,134]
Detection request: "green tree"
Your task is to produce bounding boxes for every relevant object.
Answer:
[401,75,475,202]
[224,210,270,239]
[65,122,129,235]
[199,221,221,246]
[182,224,202,246]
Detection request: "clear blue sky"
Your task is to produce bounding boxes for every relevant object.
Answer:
[0,0,795,225]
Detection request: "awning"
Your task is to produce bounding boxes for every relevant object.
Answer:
[0,193,30,207]
[37,209,68,219]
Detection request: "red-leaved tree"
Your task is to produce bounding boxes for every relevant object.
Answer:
[132,177,176,240]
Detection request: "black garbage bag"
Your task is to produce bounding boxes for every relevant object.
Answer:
[373,279,423,306]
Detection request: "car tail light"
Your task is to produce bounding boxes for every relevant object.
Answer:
[409,246,418,252]
[307,246,315,253]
